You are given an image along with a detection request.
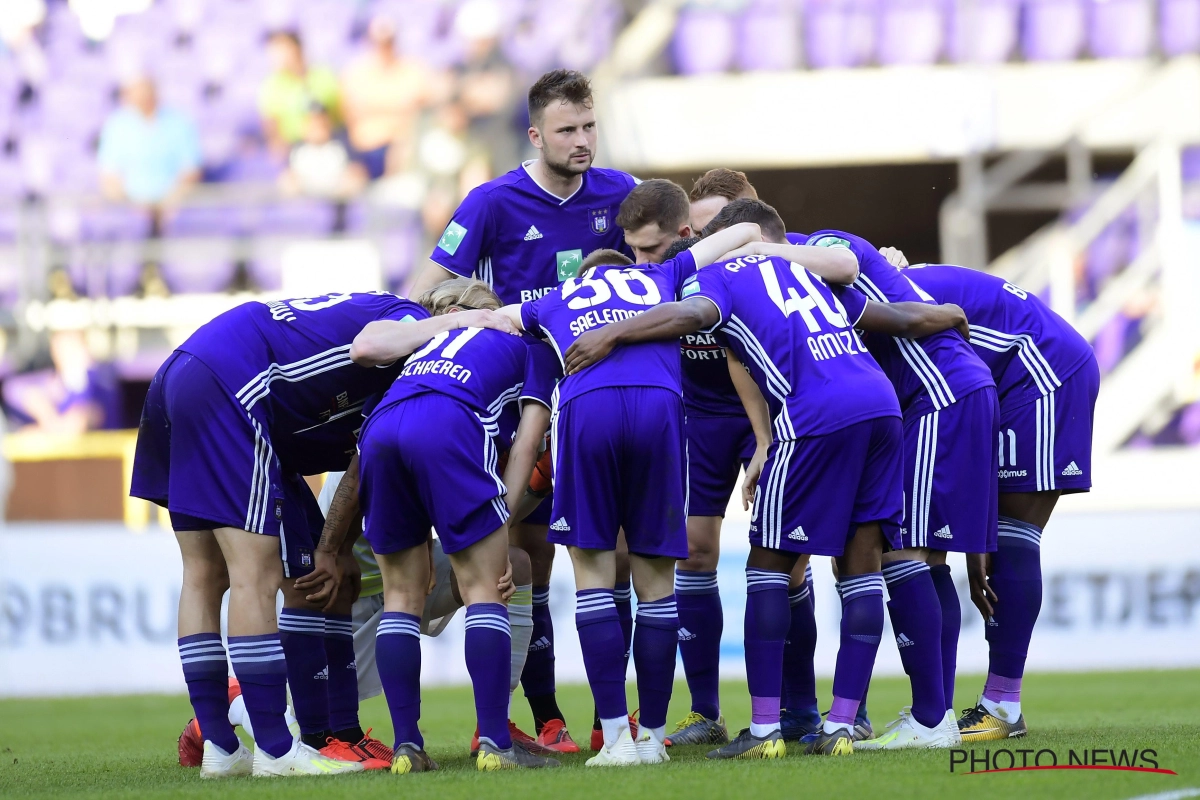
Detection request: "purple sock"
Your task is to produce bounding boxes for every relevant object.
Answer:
[782,581,818,712]
[633,595,678,731]
[324,614,360,734]
[829,573,884,727]
[675,569,722,720]
[376,612,423,748]
[984,672,1022,702]
[930,563,960,710]
[465,603,512,749]
[575,589,628,721]
[278,608,330,736]
[228,634,292,757]
[986,518,1044,692]
[882,561,945,728]
[178,633,240,754]
[521,586,556,700]
[615,582,634,666]
[745,568,790,727]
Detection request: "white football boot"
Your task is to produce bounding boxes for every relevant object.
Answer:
[633,729,670,764]
[199,740,254,778]
[252,738,365,777]
[855,707,959,750]
[585,727,640,767]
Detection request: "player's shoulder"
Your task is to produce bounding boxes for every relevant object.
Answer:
[585,167,639,197]
[359,290,430,320]
[463,166,531,203]
[806,229,868,251]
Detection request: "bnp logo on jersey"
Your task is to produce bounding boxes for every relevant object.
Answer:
[589,207,610,235]
[556,249,583,280]
[811,235,850,249]
[437,221,468,255]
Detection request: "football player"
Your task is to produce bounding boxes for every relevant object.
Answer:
[132,291,514,777]
[407,69,638,752]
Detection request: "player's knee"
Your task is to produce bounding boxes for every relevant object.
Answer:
[507,545,532,586]
[682,539,719,571]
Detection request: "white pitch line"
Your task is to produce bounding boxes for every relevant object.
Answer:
[1124,789,1200,800]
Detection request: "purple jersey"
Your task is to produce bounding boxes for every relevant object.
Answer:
[687,254,900,440]
[176,292,427,474]
[375,328,560,442]
[430,163,637,304]
[903,264,1095,407]
[801,229,994,413]
[521,252,697,406]
[680,331,744,417]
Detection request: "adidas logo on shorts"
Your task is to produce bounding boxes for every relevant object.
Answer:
[550,517,571,532]
[529,636,552,652]
[1061,461,1083,476]
[896,633,915,648]
[314,667,328,680]
[524,225,543,241]
[788,527,808,542]
[933,525,953,539]
[678,627,697,641]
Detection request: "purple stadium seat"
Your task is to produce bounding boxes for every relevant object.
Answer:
[79,206,152,242]
[1178,402,1200,445]
[948,0,1020,63]
[1160,0,1200,55]
[251,200,337,236]
[162,204,247,237]
[248,238,286,291]
[160,241,239,294]
[878,0,947,65]
[736,1,801,72]
[672,7,737,75]
[804,0,879,68]
[1091,313,1133,375]
[380,228,419,291]
[1022,0,1086,61]
[1088,0,1153,57]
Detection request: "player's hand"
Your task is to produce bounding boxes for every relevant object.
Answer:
[742,449,767,510]
[294,548,342,611]
[498,559,515,602]
[564,328,618,374]
[456,308,520,336]
[879,246,909,268]
[338,551,362,605]
[943,302,970,341]
[966,552,997,619]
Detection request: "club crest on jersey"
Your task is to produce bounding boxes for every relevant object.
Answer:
[300,549,313,568]
[589,207,610,234]
[274,498,284,520]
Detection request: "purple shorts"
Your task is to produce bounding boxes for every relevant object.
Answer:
[359,393,509,556]
[902,386,999,553]
[998,357,1099,495]
[130,352,319,577]
[686,414,756,518]
[549,387,688,559]
[750,415,904,556]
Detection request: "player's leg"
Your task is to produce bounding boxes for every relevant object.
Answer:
[505,546,536,729]
[510,519,568,736]
[780,557,820,739]
[628,554,679,764]
[590,531,634,750]
[324,547,383,757]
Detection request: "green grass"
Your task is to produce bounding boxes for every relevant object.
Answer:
[2,671,1198,800]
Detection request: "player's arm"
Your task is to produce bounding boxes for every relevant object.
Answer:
[409,261,459,298]
[687,221,762,267]
[719,241,859,284]
[727,350,772,511]
[351,308,518,366]
[857,300,970,341]
[562,296,719,375]
[502,403,551,517]
[294,455,360,609]
[497,303,526,330]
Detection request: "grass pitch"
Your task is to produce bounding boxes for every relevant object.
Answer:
[2,670,1197,800]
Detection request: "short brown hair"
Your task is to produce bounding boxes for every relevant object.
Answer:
[702,198,786,243]
[418,278,501,315]
[528,69,593,125]
[615,179,690,233]
[580,248,633,275]
[689,168,758,202]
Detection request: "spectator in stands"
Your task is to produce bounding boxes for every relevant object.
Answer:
[2,329,118,434]
[341,15,443,180]
[97,75,201,210]
[259,30,341,157]
[279,102,367,199]
[454,0,518,174]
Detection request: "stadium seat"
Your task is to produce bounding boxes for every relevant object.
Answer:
[736,1,801,72]
[803,0,878,68]
[1088,0,1154,58]
[1021,0,1086,61]
[947,0,1019,62]
[878,0,947,65]
[672,7,737,75]
[1160,0,1200,55]
[159,240,239,294]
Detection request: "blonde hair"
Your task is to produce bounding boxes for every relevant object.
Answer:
[417,278,502,315]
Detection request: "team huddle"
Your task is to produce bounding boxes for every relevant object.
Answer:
[131,69,1099,776]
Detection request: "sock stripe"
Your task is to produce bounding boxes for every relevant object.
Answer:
[378,612,421,638]
[788,584,810,605]
[675,570,720,594]
[804,563,813,582]
[636,599,678,619]
[613,583,632,602]
[226,642,284,656]
[882,560,930,586]
[840,573,884,600]
[178,640,225,654]
[575,590,616,612]
[464,617,512,635]
[997,519,1042,546]
[279,618,327,634]
[532,587,551,606]
[180,653,229,666]
[746,569,789,592]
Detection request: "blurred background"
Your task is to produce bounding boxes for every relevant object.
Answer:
[1,0,1199,696]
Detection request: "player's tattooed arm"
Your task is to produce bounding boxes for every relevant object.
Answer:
[857,300,970,341]
[502,403,551,517]
[294,455,361,609]
[351,309,518,366]
[718,241,859,285]
[563,297,720,374]
[728,349,772,510]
